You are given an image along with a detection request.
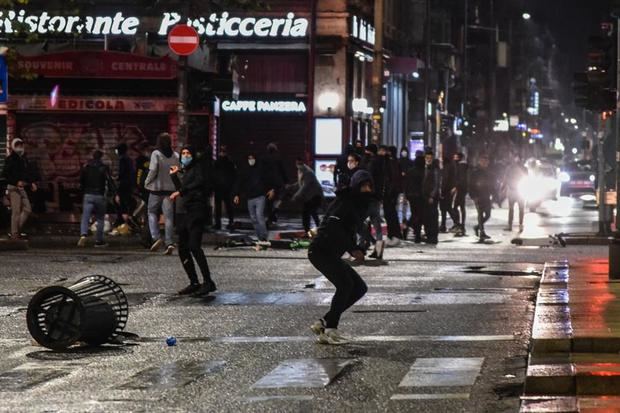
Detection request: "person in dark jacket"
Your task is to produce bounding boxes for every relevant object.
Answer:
[334,145,354,188]
[288,158,324,234]
[213,145,237,231]
[397,147,413,234]
[262,143,287,225]
[78,150,116,247]
[360,144,383,250]
[170,145,217,296]
[452,152,468,236]
[336,152,361,191]
[134,142,152,246]
[404,150,425,242]
[469,154,493,242]
[308,170,373,345]
[439,155,458,233]
[420,150,440,244]
[3,138,37,238]
[503,154,527,232]
[384,146,402,245]
[233,152,273,241]
[113,143,135,230]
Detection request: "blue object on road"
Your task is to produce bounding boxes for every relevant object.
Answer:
[166,336,177,346]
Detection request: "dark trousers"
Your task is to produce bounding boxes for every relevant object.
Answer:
[407,196,423,241]
[440,192,457,228]
[302,195,322,233]
[383,193,401,239]
[475,200,492,234]
[421,199,439,243]
[176,211,212,285]
[508,195,525,228]
[452,192,466,227]
[214,190,234,228]
[308,244,368,329]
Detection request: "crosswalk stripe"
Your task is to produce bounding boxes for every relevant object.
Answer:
[252,358,355,389]
[391,393,470,400]
[399,358,484,387]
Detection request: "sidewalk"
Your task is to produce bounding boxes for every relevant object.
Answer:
[521,258,620,412]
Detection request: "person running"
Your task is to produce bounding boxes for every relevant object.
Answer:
[308,170,373,345]
[145,133,179,255]
[169,145,217,296]
[77,150,116,247]
[469,154,493,242]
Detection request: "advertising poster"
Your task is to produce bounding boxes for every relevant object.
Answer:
[314,159,337,198]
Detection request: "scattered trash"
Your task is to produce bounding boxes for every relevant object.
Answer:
[166,336,177,347]
[504,374,516,378]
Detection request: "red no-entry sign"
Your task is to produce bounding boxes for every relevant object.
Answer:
[168,25,199,56]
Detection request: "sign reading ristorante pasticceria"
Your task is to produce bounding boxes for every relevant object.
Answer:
[0,10,309,38]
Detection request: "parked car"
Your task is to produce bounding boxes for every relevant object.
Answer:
[558,160,596,208]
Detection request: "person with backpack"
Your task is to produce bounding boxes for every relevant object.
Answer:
[77,150,117,247]
[145,132,179,255]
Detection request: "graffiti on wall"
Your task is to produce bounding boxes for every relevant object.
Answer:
[17,116,168,211]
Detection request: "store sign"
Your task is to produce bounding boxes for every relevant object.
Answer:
[0,10,309,38]
[17,51,178,79]
[350,16,375,46]
[221,100,306,113]
[11,95,177,112]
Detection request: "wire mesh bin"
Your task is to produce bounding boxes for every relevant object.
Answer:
[26,275,129,351]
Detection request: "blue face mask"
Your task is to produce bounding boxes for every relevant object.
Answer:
[181,156,192,167]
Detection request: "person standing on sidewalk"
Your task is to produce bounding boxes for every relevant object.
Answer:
[469,154,493,242]
[397,146,413,238]
[308,170,373,345]
[169,145,217,296]
[287,158,324,235]
[404,150,425,243]
[213,145,237,232]
[78,150,116,247]
[145,133,179,255]
[233,152,272,242]
[3,138,36,239]
[439,155,458,233]
[420,149,440,244]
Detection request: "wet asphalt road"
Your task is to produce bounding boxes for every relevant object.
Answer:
[0,199,608,412]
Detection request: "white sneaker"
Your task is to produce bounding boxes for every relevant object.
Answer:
[317,328,350,345]
[310,319,326,336]
[163,244,175,255]
[150,238,164,252]
[386,237,401,247]
[77,236,87,247]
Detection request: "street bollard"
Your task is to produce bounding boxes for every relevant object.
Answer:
[26,275,129,351]
[610,238,620,279]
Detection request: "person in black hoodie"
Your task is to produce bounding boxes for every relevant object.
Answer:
[308,170,373,345]
[3,138,37,239]
[503,154,527,232]
[439,155,458,233]
[78,150,116,247]
[452,152,469,236]
[233,152,273,241]
[469,153,493,242]
[170,145,217,296]
[262,143,287,225]
[397,147,413,235]
[384,146,402,245]
[213,145,237,231]
[113,143,135,230]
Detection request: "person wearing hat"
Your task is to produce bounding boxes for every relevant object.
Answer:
[169,145,217,295]
[2,138,36,239]
[308,169,373,345]
[469,153,493,242]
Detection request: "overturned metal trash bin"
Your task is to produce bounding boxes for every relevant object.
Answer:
[27,275,129,351]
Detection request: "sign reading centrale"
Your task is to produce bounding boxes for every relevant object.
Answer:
[222,100,306,113]
[0,10,309,38]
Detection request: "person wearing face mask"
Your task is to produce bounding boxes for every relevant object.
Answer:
[336,152,361,191]
[287,158,324,235]
[334,145,354,188]
[233,152,270,242]
[169,145,217,296]
[308,170,373,345]
[213,145,237,232]
[3,138,37,239]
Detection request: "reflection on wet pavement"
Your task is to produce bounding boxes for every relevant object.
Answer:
[399,358,484,387]
[252,358,356,388]
[118,360,226,390]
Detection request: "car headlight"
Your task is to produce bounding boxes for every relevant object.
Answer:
[589,174,596,182]
[559,172,570,182]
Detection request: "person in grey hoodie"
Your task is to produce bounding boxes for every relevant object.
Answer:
[145,132,179,254]
[287,158,324,234]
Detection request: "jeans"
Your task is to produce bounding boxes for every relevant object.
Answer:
[308,244,368,329]
[80,193,106,242]
[248,195,268,241]
[7,185,31,235]
[397,193,410,224]
[148,193,175,246]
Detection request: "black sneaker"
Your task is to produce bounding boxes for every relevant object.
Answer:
[94,241,109,248]
[178,284,201,295]
[439,225,447,233]
[473,225,479,237]
[196,281,217,295]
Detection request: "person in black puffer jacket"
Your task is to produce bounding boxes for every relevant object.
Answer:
[170,145,217,296]
[307,170,373,345]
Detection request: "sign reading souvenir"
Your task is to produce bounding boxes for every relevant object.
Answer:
[17,51,178,79]
[221,100,306,113]
[168,25,199,56]
[0,10,309,39]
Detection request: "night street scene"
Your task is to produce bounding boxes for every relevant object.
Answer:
[4,1,620,412]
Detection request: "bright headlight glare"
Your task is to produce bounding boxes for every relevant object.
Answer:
[589,174,596,182]
[559,172,570,183]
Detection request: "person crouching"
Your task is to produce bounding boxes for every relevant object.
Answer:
[169,146,217,295]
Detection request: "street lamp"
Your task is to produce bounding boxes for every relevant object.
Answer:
[318,91,340,112]
[412,71,420,79]
[522,12,531,20]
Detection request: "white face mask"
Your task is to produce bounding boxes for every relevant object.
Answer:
[401,151,408,157]
[347,162,357,170]
[248,159,256,166]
